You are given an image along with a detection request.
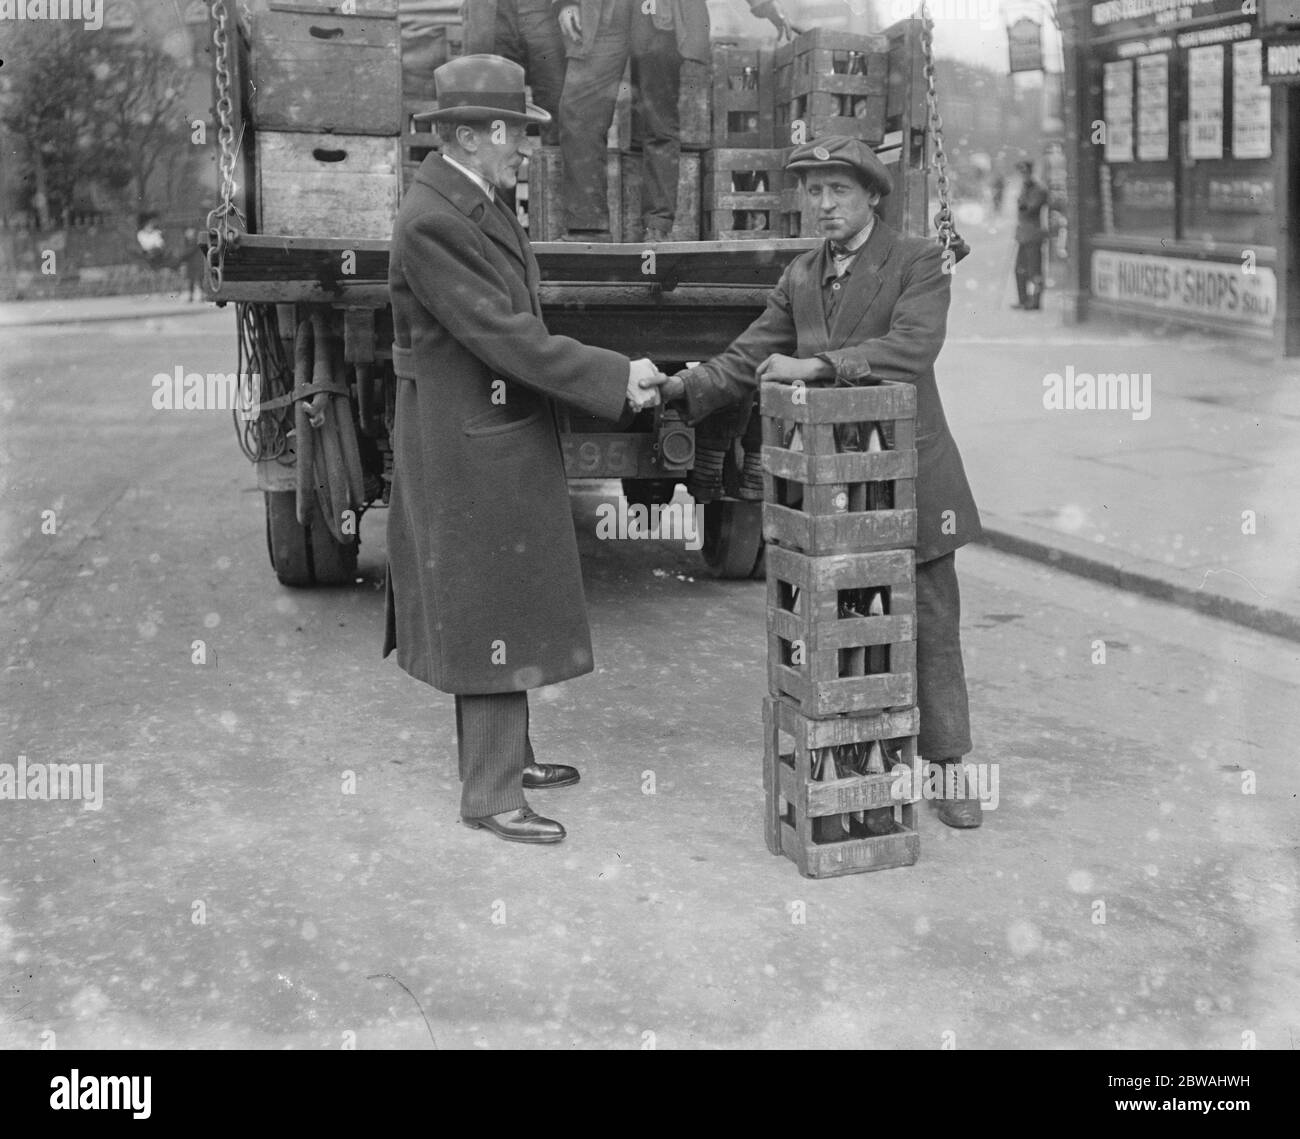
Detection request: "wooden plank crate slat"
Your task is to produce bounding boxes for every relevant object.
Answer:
[760,380,917,555]
[763,696,920,877]
[711,43,775,148]
[765,544,916,717]
[249,7,402,136]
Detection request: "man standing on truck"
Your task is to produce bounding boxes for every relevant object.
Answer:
[554,0,791,241]
[485,0,568,144]
[648,137,987,828]
[385,54,665,845]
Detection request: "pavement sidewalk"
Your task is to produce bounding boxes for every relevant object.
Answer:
[943,206,1300,641]
[0,291,212,327]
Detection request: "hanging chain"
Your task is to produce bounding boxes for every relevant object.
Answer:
[205,0,245,294]
[918,3,955,251]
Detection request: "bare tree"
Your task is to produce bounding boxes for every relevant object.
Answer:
[0,24,190,225]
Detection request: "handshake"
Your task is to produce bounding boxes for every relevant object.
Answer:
[626,358,686,414]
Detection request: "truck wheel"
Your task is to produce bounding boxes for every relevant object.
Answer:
[264,490,358,587]
[701,499,765,580]
[621,477,679,507]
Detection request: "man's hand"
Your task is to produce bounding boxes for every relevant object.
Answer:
[558,3,582,43]
[627,357,664,413]
[643,370,687,403]
[751,1,790,33]
[755,354,833,383]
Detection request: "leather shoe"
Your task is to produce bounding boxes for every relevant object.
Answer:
[935,760,984,828]
[522,761,580,789]
[462,804,565,844]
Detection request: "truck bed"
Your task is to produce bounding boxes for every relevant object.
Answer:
[210,235,818,358]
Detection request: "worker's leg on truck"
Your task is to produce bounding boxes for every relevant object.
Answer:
[630,11,682,237]
[559,2,633,233]
[514,0,567,144]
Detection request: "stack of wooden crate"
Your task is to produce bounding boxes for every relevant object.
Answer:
[759,381,923,878]
[773,29,889,148]
[249,0,403,239]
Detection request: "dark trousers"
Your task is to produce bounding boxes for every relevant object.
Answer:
[454,691,536,818]
[915,551,973,760]
[495,0,567,145]
[1015,240,1044,308]
[559,0,682,232]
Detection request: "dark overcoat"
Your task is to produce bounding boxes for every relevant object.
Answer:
[559,0,767,63]
[680,219,982,563]
[384,154,629,694]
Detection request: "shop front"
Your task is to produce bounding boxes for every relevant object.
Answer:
[1062,0,1300,352]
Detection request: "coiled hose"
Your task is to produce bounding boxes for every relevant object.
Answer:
[293,314,366,542]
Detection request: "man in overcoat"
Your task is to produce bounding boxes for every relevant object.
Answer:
[554,0,789,240]
[384,54,663,844]
[650,137,987,826]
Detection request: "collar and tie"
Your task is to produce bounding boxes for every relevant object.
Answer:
[825,215,876,277]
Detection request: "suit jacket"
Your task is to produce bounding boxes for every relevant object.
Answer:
[556,0,768,63]
[680,219,982,563]
[384,154,629,693]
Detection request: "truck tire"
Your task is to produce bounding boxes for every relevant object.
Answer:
[701,499,765,580]
[264,490,358,587]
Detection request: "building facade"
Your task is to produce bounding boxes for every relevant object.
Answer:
[1060,0,1300,354]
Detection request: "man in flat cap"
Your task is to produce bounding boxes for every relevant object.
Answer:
[385,54,665,844]
[555,0,790,241]
[649,136,986,827]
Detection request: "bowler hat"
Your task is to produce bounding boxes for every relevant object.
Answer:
[786,137,892,197]
[412,54,551,125]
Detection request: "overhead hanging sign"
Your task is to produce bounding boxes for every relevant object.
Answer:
[1008,17,1044,73]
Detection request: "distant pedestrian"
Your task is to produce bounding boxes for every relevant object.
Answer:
[1013,159,1048,311]
[990,170,1005,214]
[135,212,167,269]
[182,226,204,301]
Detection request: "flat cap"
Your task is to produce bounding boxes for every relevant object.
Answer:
[785,136,892,197]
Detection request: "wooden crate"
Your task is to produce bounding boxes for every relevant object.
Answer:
[774,29,889,98]
[763,696,920,877]
[760,381,917,554]
[711,44,774,148]
[250,7,401,135]
[620,149,700,242]
[257,132,401,239]
[774,90,887,147]
[525,146,623,240]
[765,544,917,717]
[701,148,785,240]
[773,29,888,146]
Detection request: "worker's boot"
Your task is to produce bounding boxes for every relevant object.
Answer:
[935,759,984,828]
[687,446,726,503]
[737,451,765,500]
[643,219,673,242]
